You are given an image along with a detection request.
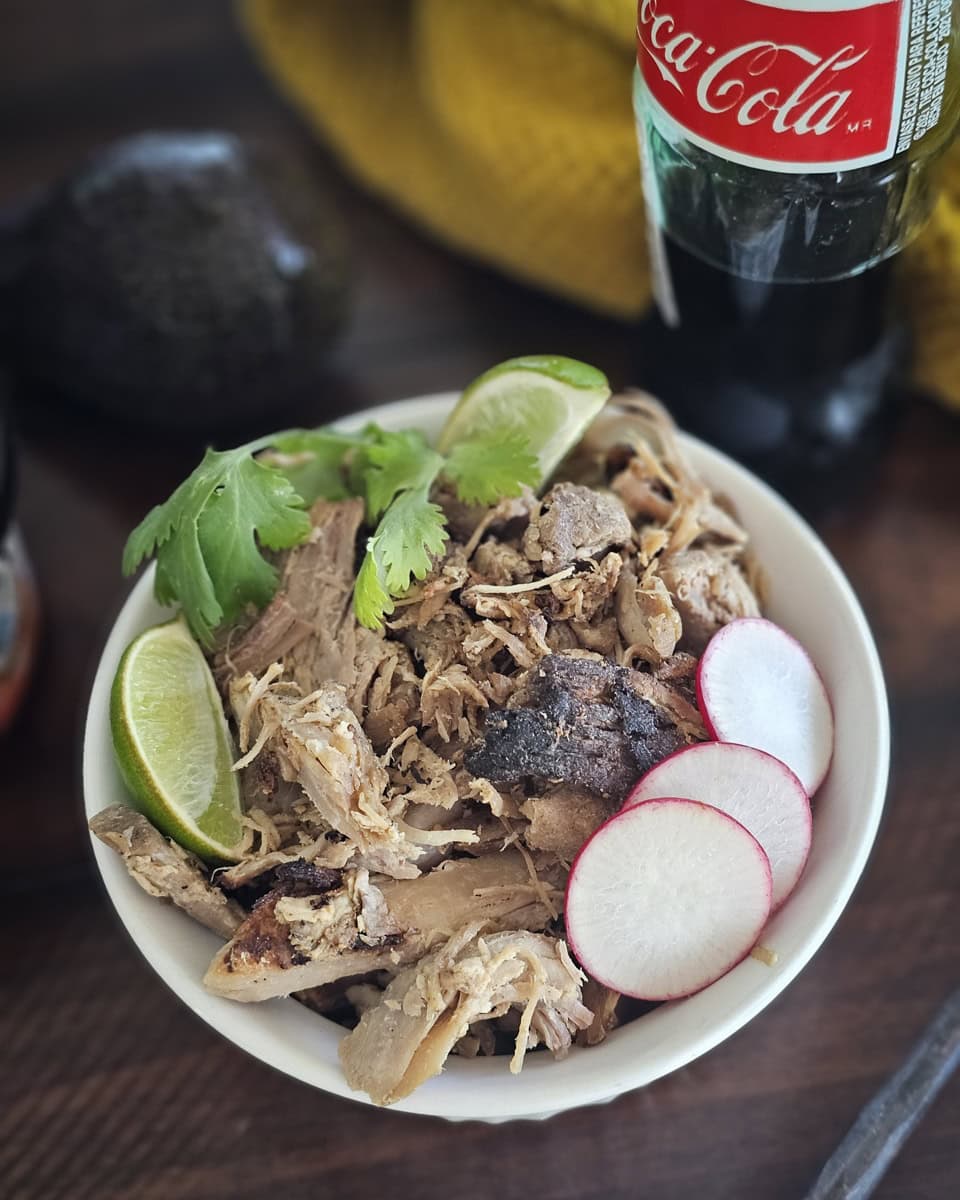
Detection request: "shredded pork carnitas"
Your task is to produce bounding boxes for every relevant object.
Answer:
[92,396,764,1105]
[338,925,593,1105]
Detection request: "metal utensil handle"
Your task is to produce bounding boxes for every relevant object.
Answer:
[805,986,960,1200]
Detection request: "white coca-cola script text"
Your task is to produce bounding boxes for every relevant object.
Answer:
[638,0,870,136]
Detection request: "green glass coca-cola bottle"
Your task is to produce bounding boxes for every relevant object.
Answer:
[633,0,960,495]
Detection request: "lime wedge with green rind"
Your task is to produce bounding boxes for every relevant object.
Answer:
[110,615,243,863]
[437,355,611,485]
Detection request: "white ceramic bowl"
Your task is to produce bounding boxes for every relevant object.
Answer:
[83,393,890,1121]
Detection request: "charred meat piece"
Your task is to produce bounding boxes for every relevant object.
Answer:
[89,805,245,939]
[465,653,690,801]
[269,859,343,895]
[204,850,561,1002]
[204,868,402,1001]
[523,483,632,572]
[219,856,344,907]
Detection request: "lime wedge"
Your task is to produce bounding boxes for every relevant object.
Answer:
[437,355,611,485]
[110,616,243,863]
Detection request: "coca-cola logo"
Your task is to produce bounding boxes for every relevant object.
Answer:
[636,0,907,168]
[638,0,865,136]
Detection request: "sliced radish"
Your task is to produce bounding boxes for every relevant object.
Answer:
[625,742,811,910]
[564,798,772,1001]
[696,617,834,796]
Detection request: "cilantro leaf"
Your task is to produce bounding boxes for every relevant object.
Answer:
[198,455,310,627]
[443,430,539,506]
[349,427,447,628]
[123,444,310,646]
[260,429,362,505]
[354,539,395,629]
[355,485,448,630]
[361,427,444,519]
[378,487,449,592]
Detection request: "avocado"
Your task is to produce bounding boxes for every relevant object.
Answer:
[0,132,350,428]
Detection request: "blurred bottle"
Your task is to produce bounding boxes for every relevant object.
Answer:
[0,382,39,731]
[633,1,960,493]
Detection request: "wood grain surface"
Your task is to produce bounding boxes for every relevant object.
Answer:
[1,4,958,1198]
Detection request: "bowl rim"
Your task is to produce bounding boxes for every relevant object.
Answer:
[83,392,890,1120]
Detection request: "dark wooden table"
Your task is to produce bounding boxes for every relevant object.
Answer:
[2,4,958,1198]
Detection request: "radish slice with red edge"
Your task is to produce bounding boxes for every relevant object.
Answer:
[625,742,812,910]
[696,617,834,796]
[564,798,772,1001]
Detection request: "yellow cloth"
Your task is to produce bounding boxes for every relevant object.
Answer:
[245,0,960,408]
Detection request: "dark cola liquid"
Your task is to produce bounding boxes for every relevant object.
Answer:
[636,237,906,506]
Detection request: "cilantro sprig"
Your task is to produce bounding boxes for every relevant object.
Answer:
[123,420,539,643]
[122,440,310,647]
[443,431,538,506]
[354,486,449,628]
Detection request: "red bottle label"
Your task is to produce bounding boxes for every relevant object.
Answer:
[637,1,952,172]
